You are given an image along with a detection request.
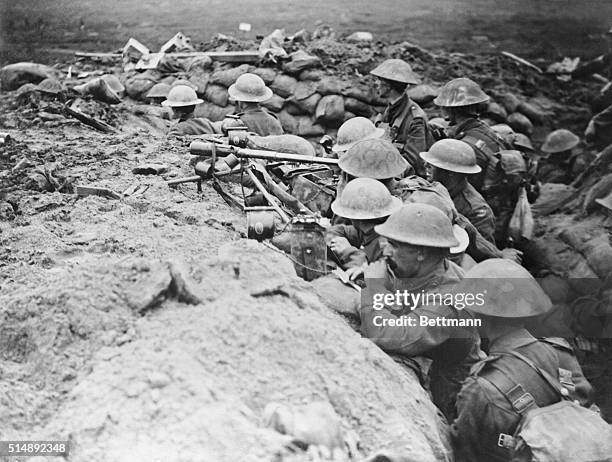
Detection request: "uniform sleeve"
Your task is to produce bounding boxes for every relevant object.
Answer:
[467,205,497,245]
[326,225,368,268]
[451,377,491,462]
[399,111,429,176]
[456,213,503,261]
[359,282,457,357]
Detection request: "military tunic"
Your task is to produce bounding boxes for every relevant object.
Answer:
[237,107,284,136]
[447,178,496,244]
[378,92,431,175]
[167,115,216,137]
[451,329,593,462]
[326,224,384,269]
[361,259,481,419]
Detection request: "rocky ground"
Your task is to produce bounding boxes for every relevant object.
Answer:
[1,12,612,461]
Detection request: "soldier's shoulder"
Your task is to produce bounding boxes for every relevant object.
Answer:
[406,98,426,119]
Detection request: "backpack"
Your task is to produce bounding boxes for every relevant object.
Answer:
[496,350,612,462]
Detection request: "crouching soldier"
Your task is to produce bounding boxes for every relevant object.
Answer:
[327,178,402,279]
[163,85,216,136]
[360,203,481,420]
[228,73,283,136]
[370,59,431,175]
[451,259,595,462]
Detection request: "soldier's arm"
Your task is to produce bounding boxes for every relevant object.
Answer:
[326,225,368,268]
[456,213,503,261]
[467,206,497,245]
[359,283,456,356]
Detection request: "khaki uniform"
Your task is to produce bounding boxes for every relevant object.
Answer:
[326,225,384,269]
[390,177,504,262]
[237,107,283,136]
[361,259,481,419]
[378,92,431,175]
[451,330,593,462]
[447,178,496,244]
[168,115,216,137]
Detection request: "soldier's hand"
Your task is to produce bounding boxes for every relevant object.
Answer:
[501,248,523,264]
[345,263,366,281]
[329,237,352,254]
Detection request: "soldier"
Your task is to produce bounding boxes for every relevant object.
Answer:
[145,83,171,105]
[360,203,481,419]
[451,259,594,462]
[228,73,283,136]
[434,78,509,194]
[339,139,513,263]
[420,139,497,244]
[162,85,216,136]
[538,129,582,184]
[370,59,431,175]
[327,177,402,279]
[330,116,385,158]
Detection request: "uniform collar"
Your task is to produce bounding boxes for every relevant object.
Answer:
[178,112,195,122]
[489,328,538,354]
[385,259,451,292]
[445,177,468,198]
[238,106,263,115]
[450,117,481,136]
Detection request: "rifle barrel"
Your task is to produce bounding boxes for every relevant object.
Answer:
[189,141,338,165]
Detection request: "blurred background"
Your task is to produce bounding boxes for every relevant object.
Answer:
[1,0,611,64]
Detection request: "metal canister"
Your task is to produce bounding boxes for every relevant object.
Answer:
[246,206,276,241]
[289,214,328,281]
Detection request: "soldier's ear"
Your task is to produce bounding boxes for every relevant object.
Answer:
[416,249,425,262]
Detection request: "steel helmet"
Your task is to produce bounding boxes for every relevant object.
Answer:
[375,203,459,248]
[491,123,515,138]
[370,59,421,85]
[419,139,481,174]
[331,178,402,220]
[454,259,552,317]
[338,139,409,179]
[228,73,273,103]
[162,85,203,107]
[512,133,535,152]
[541,129,579,154]
[332,117,385,153]
[146,83,171,99]
[433,77,490,107]
[405,189,469,254]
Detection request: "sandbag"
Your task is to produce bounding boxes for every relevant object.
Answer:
[298,69,325,81]
[0,62,59,91]
[498,92,521,113]
[285,102,308,116]
[484,102,508,122]
[296,116,326,137]
[315,95,345,127]
[293,81,318,100]
[124,74,157,100]
[292,93,322,115]
[247,134,316,157]
[406,84,439,105]
[517,101,548,124]
[583,173,612,213]
[277,110,298,134]
[532,183,577,217]
[252,67,277,85]
[194,102,233,122]
[211,64,250,88]
[270,74,298,98]
[310,274,360,319]
[316,77,346,96]
[559,230,612,281]
[204,84,229,107]
[186,71,209,96]
[341,84,378,105]
[282,50,321,74]
[344,97,373,117]
[507,112,534,135]
[261,94,285,112]
[186,55,213,73]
